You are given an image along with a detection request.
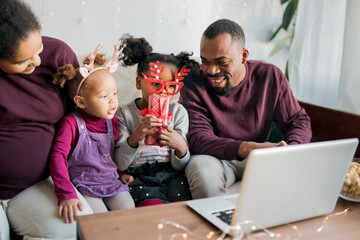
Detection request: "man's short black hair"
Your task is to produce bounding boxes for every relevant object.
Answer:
[203,19,245,46]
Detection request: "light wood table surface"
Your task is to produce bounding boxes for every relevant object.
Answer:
[77,197,360,240]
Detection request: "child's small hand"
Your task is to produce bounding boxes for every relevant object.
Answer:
[120,174,135,185]
[127,114,162,147]
[58,198,83,223]
[158,125,187,158]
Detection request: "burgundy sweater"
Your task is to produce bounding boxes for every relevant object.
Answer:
[179,60,312,160]
[0,36,79,199]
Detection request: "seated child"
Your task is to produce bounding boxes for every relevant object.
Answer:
[115,35,200,207]
[50,43,135,222]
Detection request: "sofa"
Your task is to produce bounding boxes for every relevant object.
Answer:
[95,58,360,195]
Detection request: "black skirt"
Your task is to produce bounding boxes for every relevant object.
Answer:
[126,162,191,206]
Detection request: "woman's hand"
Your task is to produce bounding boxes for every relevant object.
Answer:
[120,174,135,185]
[158,125,187,158]
[127,114,162,148]
[58,198,83,223]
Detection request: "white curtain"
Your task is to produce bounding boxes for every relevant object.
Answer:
[289,0,360,115]
[337,0,360,114]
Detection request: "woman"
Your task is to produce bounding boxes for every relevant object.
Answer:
[0,0,92,239]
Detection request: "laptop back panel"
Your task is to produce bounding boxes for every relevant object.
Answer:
[231,138,358,231]
[187,138,359,236]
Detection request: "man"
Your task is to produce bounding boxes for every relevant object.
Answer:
[179,19,312,199]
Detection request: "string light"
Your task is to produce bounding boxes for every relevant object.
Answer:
[156,209,353,240]
[182,0,191,25]
[317,208,350,233]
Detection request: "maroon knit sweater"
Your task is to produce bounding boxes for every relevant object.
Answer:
[180,60,312,160]
[0,36,79,199]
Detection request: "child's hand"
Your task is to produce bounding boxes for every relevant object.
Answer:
[127,114,162,147]
[58,198,83,223]
[158,125,187,158]
[120,174,135,185]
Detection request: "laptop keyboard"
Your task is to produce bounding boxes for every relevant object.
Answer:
[212,208,235,224]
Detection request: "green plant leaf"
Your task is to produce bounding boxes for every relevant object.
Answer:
[282,0,298,31]
[285,60,289,81]
[269,36,291,57]
[269,25,282,41]
[281,0,290,4]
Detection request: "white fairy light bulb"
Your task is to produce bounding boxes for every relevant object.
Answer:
[80,17,87,24]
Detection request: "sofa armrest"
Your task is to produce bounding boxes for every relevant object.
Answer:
[299,100,360,158]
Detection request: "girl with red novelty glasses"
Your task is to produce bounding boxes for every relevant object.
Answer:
[115,34,200,207]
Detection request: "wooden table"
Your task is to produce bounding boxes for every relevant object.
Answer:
[77,197,360,240]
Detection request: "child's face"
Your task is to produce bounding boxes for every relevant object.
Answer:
[137,62,177,106]
[79,70,118,119]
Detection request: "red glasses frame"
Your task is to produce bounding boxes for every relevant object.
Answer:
[142,73,184,95]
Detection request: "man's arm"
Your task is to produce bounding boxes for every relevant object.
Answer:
[273,74,312,145]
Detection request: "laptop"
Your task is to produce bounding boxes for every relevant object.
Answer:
[186,138,359,237]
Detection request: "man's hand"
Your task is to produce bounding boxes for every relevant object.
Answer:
[58,198,83,223]
[238,140,287,158]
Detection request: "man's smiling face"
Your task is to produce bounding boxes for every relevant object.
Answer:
[200,33,248,96]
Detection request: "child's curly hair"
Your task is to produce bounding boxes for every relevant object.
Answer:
[119,34,200,85]
[52,54,107,99]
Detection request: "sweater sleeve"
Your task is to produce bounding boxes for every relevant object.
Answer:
[274,74,312,145]
[49,116,78,203]
[179,85,242,160]
[169,104,191,170]
[114,105,138,171]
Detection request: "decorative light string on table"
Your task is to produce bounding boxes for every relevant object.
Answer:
[316,208,349,233]
[157,207,351,240]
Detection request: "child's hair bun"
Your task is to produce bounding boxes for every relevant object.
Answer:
[83,53,107,68]
[119,34,153,66]
[52,64,76,88]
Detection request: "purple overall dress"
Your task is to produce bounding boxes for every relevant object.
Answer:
[68,111,129,197]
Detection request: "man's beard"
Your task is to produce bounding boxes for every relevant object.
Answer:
[206,73,233,96]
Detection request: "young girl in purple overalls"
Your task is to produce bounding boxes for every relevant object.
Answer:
[50,44,134,223]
